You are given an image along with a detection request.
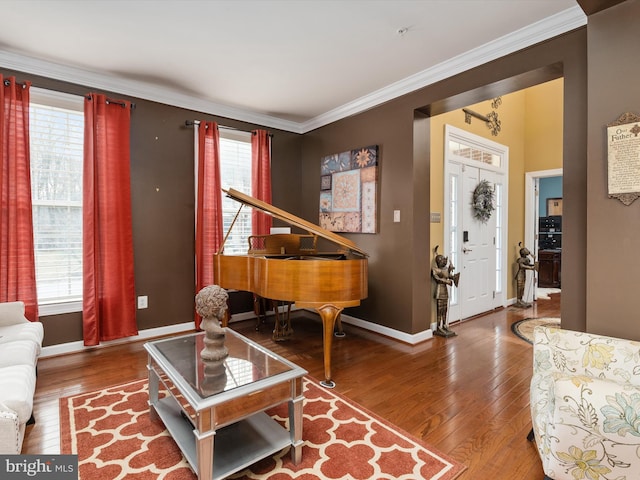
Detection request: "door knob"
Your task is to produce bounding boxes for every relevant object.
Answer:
[463,247,473,254]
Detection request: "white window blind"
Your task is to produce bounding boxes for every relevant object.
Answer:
[29,88,84,310]
[219,131,252,254]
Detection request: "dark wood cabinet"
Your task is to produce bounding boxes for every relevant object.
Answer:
[538,250,561,288]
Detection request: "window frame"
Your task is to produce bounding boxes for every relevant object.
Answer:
[29,87,84,316]
[218,128,253,254]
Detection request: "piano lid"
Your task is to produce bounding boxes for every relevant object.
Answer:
[223,188,368,258]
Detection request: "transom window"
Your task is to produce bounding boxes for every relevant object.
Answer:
[448,139,501,167]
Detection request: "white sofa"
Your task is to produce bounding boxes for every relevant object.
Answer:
[0,301,44,454]
[530,325,640,480]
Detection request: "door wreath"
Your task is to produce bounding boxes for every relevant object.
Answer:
[472,179,495,223]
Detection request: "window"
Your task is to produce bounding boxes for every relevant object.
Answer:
[494,183,503,293]
[29,88,84,315]
[448,139,501,167]
[219,130,252,254]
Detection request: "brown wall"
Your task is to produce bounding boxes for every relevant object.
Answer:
[301,28,588,334]
[302,96,423,333]
[585,0,640,339]
[4,21,594,345]
[1,69,303,347]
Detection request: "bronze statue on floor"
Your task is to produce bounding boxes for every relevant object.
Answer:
[431,246,460,337]
[514,243,538,308]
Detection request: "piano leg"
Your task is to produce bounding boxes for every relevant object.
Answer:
[220,298,232,328]
[334,313,345,338]
[272,300,293,342]
[253,295,268,330]
[316,304,344,389]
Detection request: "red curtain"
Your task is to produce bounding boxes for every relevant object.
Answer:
[83,93,137,346]
[195,121,223,329]
[0,76,38,322]
[251,129,272,234]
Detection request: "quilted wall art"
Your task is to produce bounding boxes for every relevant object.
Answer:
[319,145,378,233]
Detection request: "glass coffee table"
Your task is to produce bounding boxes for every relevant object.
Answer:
[144,328,307,480]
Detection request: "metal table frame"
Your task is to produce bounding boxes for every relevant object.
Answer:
[144,329,307,480]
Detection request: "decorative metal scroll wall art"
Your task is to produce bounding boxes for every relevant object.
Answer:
[607,112,640,205]
[319,145,378,233]
[463,96,502,136]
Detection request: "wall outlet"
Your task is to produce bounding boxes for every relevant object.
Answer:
[137,296,148,309]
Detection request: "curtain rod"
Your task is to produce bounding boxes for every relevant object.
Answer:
[3,79,28,88]
[185,120,250,134]
[462,108,489,123]
[85,94,136,110]
[184,120,272,137]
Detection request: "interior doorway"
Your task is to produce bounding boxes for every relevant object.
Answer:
[428,76,564,330]
[524,169,563,303]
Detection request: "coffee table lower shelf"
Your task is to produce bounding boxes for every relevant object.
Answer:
[154,396,292,480]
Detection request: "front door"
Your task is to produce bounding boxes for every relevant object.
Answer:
[444,125,507,322]
[459,167,501,319]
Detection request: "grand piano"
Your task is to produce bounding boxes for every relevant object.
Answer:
[213,188,368,388]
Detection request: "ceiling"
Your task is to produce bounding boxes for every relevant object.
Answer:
[0,1,585,133]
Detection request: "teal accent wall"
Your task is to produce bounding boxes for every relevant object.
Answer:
[539,176,562,216]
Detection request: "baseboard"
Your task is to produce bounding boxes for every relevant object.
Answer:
[40,306,433,357]
[275,306,433,344]
[40,310,257,358]
[337,311,433,345]
[40,321,196,358]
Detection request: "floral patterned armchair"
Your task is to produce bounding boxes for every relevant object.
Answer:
[530,326,640,480]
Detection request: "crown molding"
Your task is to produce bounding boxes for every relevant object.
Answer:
[300,6,586,133]
[0,6,585,135]
[0,49,303,133]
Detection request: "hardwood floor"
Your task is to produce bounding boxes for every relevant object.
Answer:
[24,293,560,478]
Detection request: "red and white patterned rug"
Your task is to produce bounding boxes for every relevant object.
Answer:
[60,378,466,480]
